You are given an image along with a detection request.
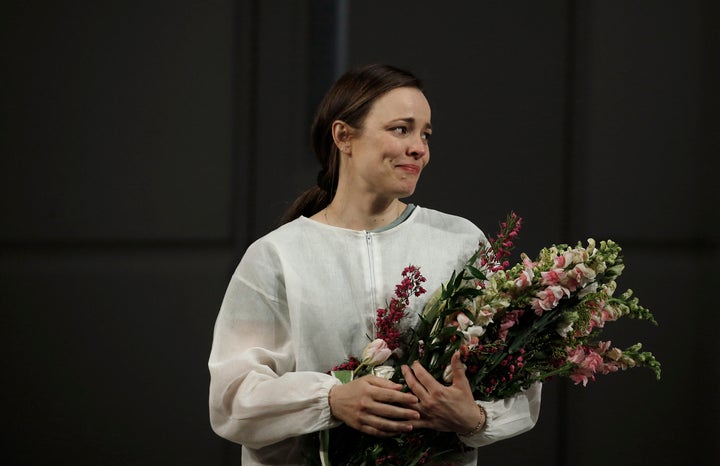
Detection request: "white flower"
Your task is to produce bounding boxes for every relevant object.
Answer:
[372,365,396,380]
[442,364,454,383]
[606,347,623,361]
[556,311,579,338]
[473,304,496,326]
[556,321,574,338]
[586,238,597,255]
[463,325,487,341]
[578,282,598,298]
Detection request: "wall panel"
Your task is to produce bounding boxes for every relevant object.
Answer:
[1,249,234,464]
[1,1,242,465]
[571,1,707,241]
[0,1,235,242]
[567,1,717,465]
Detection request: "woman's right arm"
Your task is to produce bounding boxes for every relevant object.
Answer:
[208,266,342,449]
[209,242,421,448]
[209,272,420,448]
[328,375,420,437]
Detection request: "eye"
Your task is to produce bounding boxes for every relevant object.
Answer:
[391,126,408,135]
[422,131,432,141]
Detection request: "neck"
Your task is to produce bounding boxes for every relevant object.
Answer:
[323,195,406,231]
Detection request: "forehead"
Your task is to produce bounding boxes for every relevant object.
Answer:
[365,87,431,123]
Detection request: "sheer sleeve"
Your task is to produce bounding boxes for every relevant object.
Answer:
[208,242,343,449]
[459,382,542,448]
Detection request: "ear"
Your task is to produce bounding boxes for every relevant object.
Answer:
[331,120,353,154]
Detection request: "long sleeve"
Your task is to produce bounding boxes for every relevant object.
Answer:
[460,382,542,448]
[208,244,343,450]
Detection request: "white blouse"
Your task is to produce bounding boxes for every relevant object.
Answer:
[208,206,541,465]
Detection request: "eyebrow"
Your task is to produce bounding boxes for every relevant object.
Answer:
[397,117,433,130]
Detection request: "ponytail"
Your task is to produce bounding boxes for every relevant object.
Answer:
[279,186,330,224]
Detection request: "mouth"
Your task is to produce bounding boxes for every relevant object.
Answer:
[396,164,421,175]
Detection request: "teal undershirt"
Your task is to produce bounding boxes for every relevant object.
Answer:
[369,204,416,233]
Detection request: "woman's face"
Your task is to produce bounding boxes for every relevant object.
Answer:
[341,86,432,200]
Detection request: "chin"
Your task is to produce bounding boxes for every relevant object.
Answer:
[386,178,420,199]
[396,187,417,199]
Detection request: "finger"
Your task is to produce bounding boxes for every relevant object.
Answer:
[361,376,419,413]
[450,351,470,387]
[409,417,433,430]
[356,375,414,400]
[410,360,443,392]
[359,415,414,437]
[368,399,421,421]
[401,364,430,400]
[365,375,404,390]
[368,386,419,412]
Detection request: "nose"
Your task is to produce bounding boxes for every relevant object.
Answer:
[407,135,428,159]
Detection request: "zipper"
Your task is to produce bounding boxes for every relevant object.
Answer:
[365,231,377,337]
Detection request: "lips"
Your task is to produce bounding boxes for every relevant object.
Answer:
[396,164,421,174]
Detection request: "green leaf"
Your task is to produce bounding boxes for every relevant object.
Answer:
[330,370,354,384]
[467,264,487,281]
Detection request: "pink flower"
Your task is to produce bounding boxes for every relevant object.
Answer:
[456,312,473,331]
[569,263,597,288]
[595,343,629,374]
[563,276,580,293]
[599,362,621,375]
[522,253,536,269]
[376,266,427,350]
[566,346,585,365]
[498,310,524,341]
[362,339,392,367]
[540,268,566,286]
[600,303,620,322]
[531,285,569,316]
[567,346,604,386]
[553,254,567,268]
[596,340,612,353]
[487,213,523,268]
[514,267,534,289]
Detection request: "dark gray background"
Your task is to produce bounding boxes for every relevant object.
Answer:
[1,1,718,465]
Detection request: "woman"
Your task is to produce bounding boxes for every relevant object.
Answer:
[208,64,541,465]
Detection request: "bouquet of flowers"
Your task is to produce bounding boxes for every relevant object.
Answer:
[310,213,661,466]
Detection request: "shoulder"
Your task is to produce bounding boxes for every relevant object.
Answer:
[235,218,313,274]
[399,206,488,255]
[411,206,484,237]
[250,217,312,247]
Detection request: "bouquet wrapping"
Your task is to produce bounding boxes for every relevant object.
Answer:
[309,213,661,466]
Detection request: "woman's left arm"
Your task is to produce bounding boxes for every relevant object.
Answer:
[401,351,541,446]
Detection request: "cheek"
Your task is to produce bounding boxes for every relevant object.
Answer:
[378,135,404,155]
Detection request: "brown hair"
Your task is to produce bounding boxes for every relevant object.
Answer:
[281,64,424,224]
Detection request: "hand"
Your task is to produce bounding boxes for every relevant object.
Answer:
[328,375,420,437]
[401,351,485,433]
